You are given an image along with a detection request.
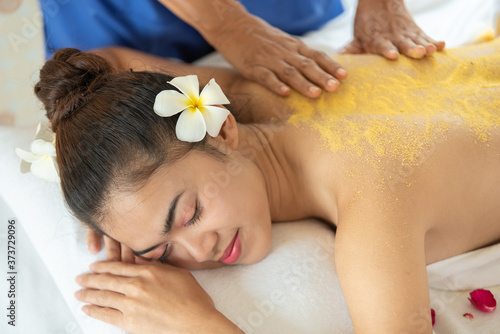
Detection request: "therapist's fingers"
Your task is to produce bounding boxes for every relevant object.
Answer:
[369,38,399,60]
[415,32,445,53]
[393,37,426,59]
[286,55,341,95]
[250,66,290,96]
[299,44,348,81]
[427,38,445,52]
[103,235,121,261]
[86,228,102,254]
[275,60,323,98]
[412,35,437,56]
[250,50,345,98]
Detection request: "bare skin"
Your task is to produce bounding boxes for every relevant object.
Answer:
[78,40,500,333]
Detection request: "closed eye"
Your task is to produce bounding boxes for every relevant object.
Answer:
[184,199,202,227]
[162,192,183,235]
[157,198,202,263]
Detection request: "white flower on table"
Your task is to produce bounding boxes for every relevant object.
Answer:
[153,75,230,143]
[15,121,59,182]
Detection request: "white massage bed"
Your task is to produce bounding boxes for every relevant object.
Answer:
[0,0,499,333]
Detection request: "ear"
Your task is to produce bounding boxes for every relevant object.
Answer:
[216,112,239,150]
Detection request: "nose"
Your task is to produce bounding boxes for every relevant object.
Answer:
[178,230,217,263]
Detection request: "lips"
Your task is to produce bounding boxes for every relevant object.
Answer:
[219,230,241,264]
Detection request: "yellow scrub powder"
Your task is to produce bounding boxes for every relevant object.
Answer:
[287,38,500,187]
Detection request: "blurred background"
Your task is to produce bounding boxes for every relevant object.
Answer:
[0,0,44,127]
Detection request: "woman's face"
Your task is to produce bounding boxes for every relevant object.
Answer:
[104,148,273,270]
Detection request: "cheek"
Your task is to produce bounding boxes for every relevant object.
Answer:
[245,216,273,264]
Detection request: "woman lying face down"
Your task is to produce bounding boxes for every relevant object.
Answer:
[33,42,500,333]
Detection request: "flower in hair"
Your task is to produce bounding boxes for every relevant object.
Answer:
[153,75,230,142]
[15,121,59,182]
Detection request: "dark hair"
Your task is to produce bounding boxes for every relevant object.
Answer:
[35,48,223,234]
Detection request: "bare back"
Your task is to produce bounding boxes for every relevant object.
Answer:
[271,39,500,333]
[281,38,500,264]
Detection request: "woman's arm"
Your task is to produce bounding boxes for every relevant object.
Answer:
[91,46,241,91]
[335,197,432,333]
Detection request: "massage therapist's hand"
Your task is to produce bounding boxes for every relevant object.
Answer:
[86,228,135,263]
[210,14,347,98]
[207,13,347,98]
[75,259,243,334]
[157,0,346,98]
[343,0,445,59]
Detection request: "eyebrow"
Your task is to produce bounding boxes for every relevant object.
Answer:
[132,191,183,257]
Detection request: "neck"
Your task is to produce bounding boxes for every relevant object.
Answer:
[236,122,329,222]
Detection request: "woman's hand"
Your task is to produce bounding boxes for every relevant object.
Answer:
[86,228,135,263]
[205,13,347,98]
[343,0,445,59]
[75,259,243,334]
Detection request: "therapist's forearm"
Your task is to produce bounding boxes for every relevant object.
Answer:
[156,0,248,38]
[91,46,241,89]
[91,46,294,124]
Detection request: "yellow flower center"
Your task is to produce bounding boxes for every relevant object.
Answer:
[187,96,204,113]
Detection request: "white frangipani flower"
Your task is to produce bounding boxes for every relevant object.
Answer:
[15,121,59,182]
[153,75,230,142]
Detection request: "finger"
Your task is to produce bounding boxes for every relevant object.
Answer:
[412,35,437,56]
[103,235,121,261]
[287,55,340,93]
[75,288,126,310]
[135,256,154,265]
[275,61,324,98]
[135,256,167,268]
[248,66,291,96]
[121,244,135,264]
[90,259,175,276]
[299,44,347,81]
[76,272,134,294]
[394,37,426,59]
[87,228,102,254]
[434,40,445,51]
[370,38,399,60]
[81,304,124,329]
[421,34,445,51]
[341,40,364,55]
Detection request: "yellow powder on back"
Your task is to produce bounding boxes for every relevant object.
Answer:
[287,39,500,187]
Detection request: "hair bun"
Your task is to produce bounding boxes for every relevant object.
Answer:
[35,48,113,132]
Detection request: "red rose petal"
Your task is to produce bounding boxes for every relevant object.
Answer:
[431,308,435,326]
[463,313,474,319]
[468,289,496,313]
